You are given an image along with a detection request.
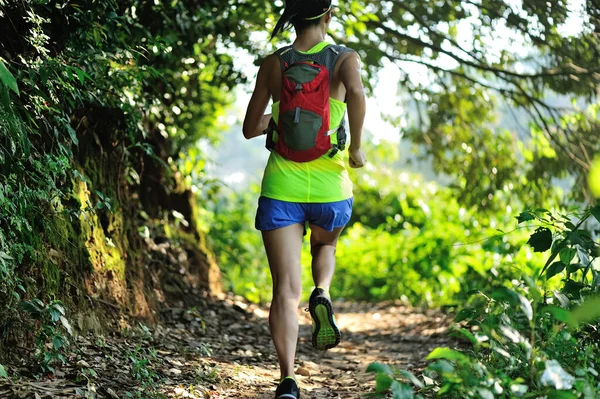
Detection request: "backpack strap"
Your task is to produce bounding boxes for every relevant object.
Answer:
[323,45,353,157]
[275,45,295,75]
[276,44,355,83]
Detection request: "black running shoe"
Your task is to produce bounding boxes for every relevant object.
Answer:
[309,287,341,350]
[275,377,300,399]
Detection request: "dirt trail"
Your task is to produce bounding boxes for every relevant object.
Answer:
[1,294,455,399]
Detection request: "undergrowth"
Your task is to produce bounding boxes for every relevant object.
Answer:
[367,206,600,398]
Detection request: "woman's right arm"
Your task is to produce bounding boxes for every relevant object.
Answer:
[243,55,277,139]
[339,52,367,168]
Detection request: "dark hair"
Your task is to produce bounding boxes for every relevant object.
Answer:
[270,0,333,40]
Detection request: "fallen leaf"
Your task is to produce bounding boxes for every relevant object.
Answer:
[296,367,311,377]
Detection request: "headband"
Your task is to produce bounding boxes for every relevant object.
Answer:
[303,4,333,20]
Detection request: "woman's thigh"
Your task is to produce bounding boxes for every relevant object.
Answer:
[262,223,305,295]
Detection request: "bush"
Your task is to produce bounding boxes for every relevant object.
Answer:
[206,184,272,304]
[367,206,600,398]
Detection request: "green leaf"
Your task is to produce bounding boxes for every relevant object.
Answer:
[73,67,92,85]
[52,335,65,350]
[39,67,50,84]
[60,316,73,336]
[566,263,584,273]
[391,381,414,399]
[0,364,7,378]
[568,296,600,328]
[19,300,42,315]
[591,205,600,223]
[0,58,19,96]
[477,388,494,399]
[491,287,518,305]
[73,169,88,183]
[426,347,468,363]
[547,390,577,399]
[546,261,566,279]
[452,328,478,346]
[516,211,535,224]
[49,308,61,322]
[563,279,585,298]
[553,291,570,307]
[376,373,393,393]
[399,370,424,389]
[527,227,552,252]
[51,302,65,315]
[590,160,600,198]
[453,308,474,322]
[65,124,79,145]
[427,360,455,374]
[559,248,576,264]
[367,362,394,375]
[541,305,571,323]
[518,294,533,321]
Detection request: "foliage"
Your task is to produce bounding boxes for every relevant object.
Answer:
[18,299,73,373]
[206,184,271,304]
[297,141,547,305]
[332,0,600,204]
[589,157,600,198]
[208,140,550,306]
[127,345,159,387]
[367,206,600,398]
[0,0,275,357]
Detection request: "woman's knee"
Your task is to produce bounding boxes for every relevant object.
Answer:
[272,280,302,303]
[310,242,337,257]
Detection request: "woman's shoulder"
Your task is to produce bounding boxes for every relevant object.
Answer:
[259,53,281,73]
[331,43,355,50]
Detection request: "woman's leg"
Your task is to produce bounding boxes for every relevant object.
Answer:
[309,224,345,291]
[262,223,305,379]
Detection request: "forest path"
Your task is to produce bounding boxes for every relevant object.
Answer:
[1,294,455,399]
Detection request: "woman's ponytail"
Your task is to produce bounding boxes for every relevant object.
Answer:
[270,0,300,40]
[270,0,331,40]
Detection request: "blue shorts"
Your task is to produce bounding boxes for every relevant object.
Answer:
[255,197,353,232]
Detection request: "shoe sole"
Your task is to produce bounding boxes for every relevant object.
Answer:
[310,297,341,350]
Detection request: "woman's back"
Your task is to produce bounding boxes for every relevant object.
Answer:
[260,41,351,104]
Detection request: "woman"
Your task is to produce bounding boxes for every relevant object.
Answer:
[243,1,366,397]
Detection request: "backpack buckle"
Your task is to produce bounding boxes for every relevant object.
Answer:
[329,144,339,158]
[264,118,277,152]
[336,123,347,151]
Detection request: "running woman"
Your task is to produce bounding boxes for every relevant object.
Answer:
[243,1,366,397]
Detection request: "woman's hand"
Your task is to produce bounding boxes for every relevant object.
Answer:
[348,146,366,168]
[259,114,272,134]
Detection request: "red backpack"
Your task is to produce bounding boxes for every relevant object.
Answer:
[265,44,353,162]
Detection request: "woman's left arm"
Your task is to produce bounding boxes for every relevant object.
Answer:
[243,55,276,139]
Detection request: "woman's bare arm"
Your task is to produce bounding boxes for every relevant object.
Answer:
[243,55,277,139]
[339,52,367,168]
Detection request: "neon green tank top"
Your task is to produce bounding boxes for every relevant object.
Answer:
[260,42,353,203]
